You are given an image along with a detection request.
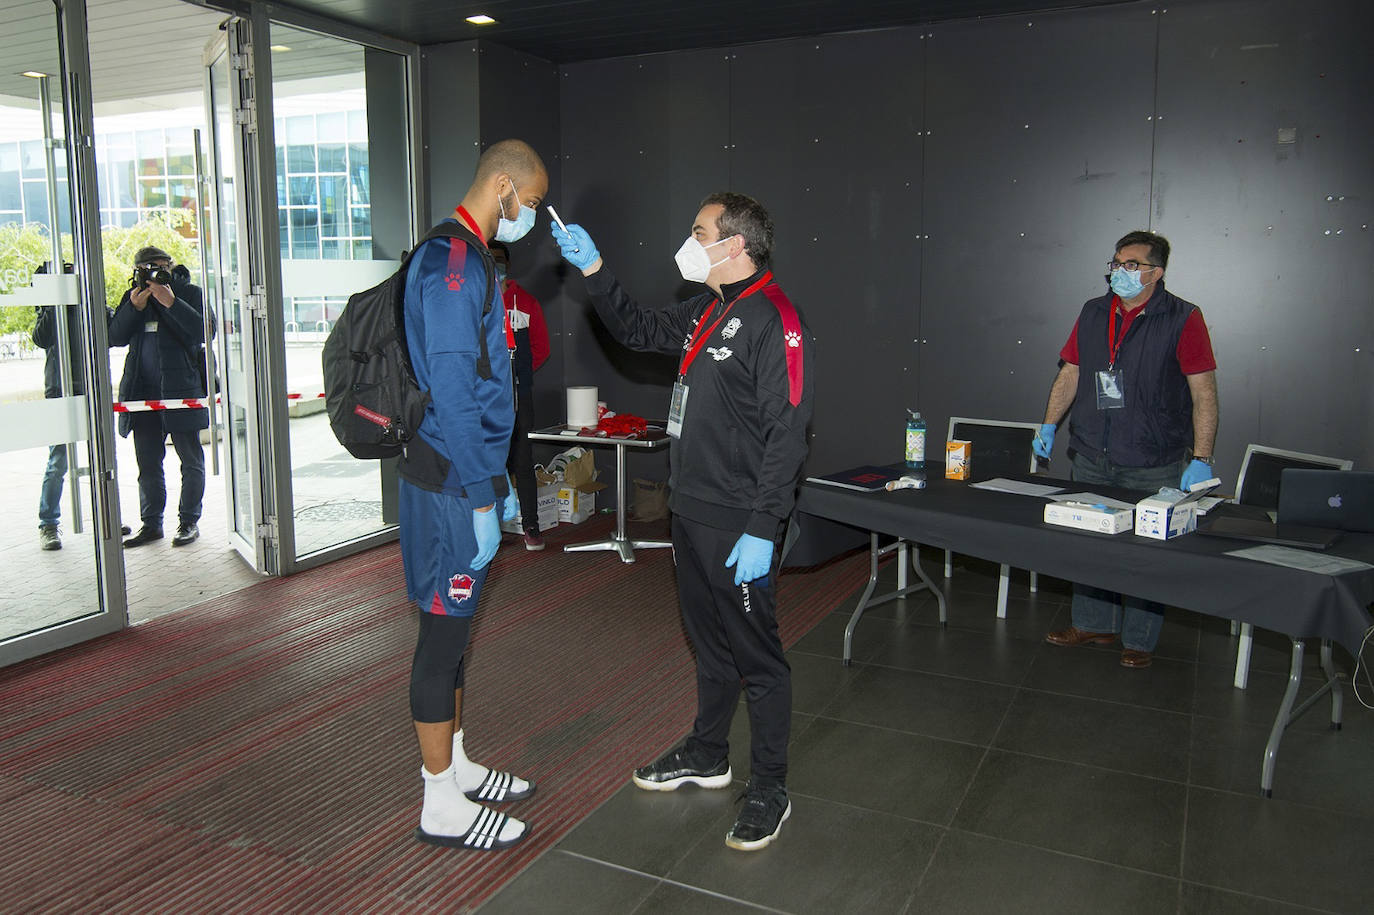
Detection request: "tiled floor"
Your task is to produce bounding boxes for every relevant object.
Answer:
[479,552,1374,914]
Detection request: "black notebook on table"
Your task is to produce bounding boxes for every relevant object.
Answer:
[807,465,905,492]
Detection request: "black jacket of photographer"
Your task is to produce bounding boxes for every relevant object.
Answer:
[108,277,208,436]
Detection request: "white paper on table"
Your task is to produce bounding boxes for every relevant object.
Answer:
[1051,492,1139,511]
[969,478,1066,498]
[1226,544,1374,576]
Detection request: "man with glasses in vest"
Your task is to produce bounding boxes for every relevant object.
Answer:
[1033,230,1219,669]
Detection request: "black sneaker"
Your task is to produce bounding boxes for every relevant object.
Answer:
[725,781,791,851]
[39,525,61,551]
[171,522,200,547]
[631,746,732,792]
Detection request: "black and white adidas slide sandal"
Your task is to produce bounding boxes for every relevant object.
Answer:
[464,768,536,803]
[415,807,530,850]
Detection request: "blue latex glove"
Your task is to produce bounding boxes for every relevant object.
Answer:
[1180,459,1216,492]
[551,222,600,271]
[501,487,519,522]
[471,507,501,569]
[1032,423,1056,460]
[726,533,773,586]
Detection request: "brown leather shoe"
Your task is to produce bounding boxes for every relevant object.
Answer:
[1120,649,1153,668]
[1045,626,1116,647]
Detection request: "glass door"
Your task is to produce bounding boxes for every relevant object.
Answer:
[0,0,125,664]
[267,24,414,566]
[204,21,277,572]
[205,9,418,576]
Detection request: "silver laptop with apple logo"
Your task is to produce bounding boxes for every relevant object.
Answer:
[1278,469,1374,533]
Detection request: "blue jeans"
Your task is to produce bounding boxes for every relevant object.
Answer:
[38,444,68,528]
[131,414,205,529]
[1068,451,1185,652]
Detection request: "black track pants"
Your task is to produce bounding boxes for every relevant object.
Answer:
[672,515,791,784]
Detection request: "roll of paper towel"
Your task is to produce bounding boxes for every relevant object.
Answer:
[567,386,599,428]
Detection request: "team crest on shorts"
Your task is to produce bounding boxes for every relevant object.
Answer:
[448,573,475,602]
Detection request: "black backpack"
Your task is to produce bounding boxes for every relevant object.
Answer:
[323,221,495,459]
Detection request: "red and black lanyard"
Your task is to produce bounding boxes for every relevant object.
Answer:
[677,271,773,379]
[1106,295,1137,369]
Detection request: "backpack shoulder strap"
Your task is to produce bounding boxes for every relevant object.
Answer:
[408,221,497,379]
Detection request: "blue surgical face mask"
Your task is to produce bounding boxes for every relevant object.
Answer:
[1109,267,1144,299]
[495,181,536,243]
[495,265,508,282]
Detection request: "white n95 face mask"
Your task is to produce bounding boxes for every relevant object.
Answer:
[674,235,732,283]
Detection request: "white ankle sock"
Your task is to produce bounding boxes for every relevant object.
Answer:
[419,762,525,843]
[453,729,531,795]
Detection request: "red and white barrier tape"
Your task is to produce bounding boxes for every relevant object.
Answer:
[113,392,325,413]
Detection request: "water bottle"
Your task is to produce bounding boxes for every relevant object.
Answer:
[905,410,926,470]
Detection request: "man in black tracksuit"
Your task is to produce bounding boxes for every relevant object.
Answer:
[553,192,814,851]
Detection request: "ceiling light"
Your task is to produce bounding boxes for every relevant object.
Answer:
[465,14,497,25]
[270,45,291,52]
[21,71,48,78]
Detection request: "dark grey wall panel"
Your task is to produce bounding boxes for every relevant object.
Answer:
[729,30,926,473]
[919,4,1159,467]
[546,0,1373,488]
[419,41,479,225]
[1153,0,1374,481]
[557,50,729,425]
[476,41,564,430]
[363,48,411,261]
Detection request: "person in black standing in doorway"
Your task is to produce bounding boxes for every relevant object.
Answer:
[108,247,208,548]
[32,263,113,550]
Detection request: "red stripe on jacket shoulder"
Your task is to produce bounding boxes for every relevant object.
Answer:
[760,283,805,407]
[444,238,467,292]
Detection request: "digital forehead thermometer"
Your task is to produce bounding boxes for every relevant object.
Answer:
[547,205,577,252]
[547,205,568,233]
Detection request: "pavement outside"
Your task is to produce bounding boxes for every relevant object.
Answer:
[0,341,391,644]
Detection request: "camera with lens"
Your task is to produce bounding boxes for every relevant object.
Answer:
[132,263,173,288]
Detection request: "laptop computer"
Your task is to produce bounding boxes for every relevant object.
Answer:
[1196,515,1342,550]
[1278,469,1374,532]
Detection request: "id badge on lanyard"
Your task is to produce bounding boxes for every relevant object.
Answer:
[1095,369,1125,409]
[1097,302,1129,410]
[667,380,688,438]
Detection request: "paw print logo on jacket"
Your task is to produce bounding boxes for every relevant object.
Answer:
[785,330,802,348]
[446,271,464,291]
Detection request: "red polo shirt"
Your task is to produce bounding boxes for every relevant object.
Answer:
[1061,296,1216,374]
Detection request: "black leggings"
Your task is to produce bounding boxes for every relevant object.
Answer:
[409,612,472,722]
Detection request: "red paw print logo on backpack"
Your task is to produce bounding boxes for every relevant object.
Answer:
[446,271,465,291]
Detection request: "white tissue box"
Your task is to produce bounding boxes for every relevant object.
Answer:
[1043,502,1134,535]
[1134,482,1219,540]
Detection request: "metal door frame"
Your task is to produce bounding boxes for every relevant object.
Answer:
[0,0,127,664]
[203,2,423,575]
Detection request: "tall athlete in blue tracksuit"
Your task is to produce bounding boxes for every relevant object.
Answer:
[398,139,549,851]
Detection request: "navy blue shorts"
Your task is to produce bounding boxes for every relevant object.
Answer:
[399,479,488,617]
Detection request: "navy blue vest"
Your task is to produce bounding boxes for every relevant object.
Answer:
[1069,281,1196,468]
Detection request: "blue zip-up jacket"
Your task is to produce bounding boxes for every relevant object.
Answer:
[400,220,513,508]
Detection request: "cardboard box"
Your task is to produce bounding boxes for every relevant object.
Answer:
[1044,501,1135,534]
[1134,483,1218,540]
[945,440,971,480]
[500,483,560,534]
[557,486,597,523]
[554,449,606,524]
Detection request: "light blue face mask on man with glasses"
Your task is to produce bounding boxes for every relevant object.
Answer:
[1107,257,1158,299]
